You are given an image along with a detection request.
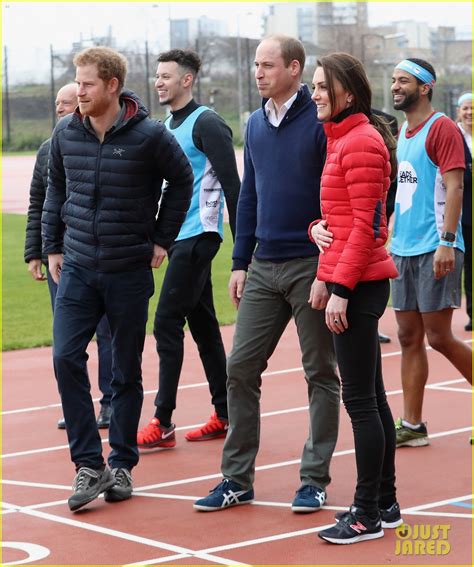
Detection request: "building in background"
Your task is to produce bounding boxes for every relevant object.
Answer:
[170,16,228,49]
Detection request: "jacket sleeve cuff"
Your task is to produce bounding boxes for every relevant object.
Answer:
[332,284,352,299]
[232,259,249,271]
[308,219,321,243]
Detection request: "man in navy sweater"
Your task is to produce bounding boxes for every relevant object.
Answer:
[195,35,340,513]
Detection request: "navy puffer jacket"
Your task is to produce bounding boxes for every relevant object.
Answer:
[42,90,193,272]
[24,137,50,263]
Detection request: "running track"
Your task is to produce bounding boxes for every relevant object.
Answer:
[2,306,472,565]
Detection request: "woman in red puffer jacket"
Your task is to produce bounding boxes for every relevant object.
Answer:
[308,53,400,546]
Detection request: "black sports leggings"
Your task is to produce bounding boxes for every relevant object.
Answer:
[331,279,397,514]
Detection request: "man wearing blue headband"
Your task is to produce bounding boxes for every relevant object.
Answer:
[390,58,472,448]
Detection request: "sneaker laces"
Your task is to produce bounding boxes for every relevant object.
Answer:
[200,413,227,435]
[72,467,100,490]
[296,485,325,502]
[209,479,230,494]
[139,418,163,442]
[296,485,318,497]
[337,511,358,526]
[111,468,132,487]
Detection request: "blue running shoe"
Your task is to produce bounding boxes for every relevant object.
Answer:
[194,479,254,511]
[291,484,326,513]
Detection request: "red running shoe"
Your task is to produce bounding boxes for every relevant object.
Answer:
[185,413,228,442]
[137,417,176,449]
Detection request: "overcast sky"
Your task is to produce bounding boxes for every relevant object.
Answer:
[2,1,472,84]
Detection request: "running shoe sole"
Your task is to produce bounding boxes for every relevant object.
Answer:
[319,530,384,544]
[68,478,116,511]
[194,499,254,511]
[397,437,429,447]
[185,432,227,442]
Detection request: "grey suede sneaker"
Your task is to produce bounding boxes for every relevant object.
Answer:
[104,468,133,502]
[68,467,115,511]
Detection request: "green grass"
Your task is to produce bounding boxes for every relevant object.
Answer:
[2,213,236,351]
[3,118,52,151]
[2,150,37,157]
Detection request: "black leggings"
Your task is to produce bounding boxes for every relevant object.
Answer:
[332,279,396,515]
[153,233,228,424]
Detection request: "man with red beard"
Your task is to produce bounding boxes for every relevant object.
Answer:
[42,46,193,512]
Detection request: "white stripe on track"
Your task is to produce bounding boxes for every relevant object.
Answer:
[2,374,468,460]
[402,493,473,513]
[4,339,470,417]
[9,504,249,566]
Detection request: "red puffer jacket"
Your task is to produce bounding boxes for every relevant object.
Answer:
[311,113,398,289]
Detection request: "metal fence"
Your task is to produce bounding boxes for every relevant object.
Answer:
[2,37,471,151]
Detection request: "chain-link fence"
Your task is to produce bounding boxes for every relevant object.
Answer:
[3,35,471,151]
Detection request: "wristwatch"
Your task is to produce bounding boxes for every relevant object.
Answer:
[440,231,456,242]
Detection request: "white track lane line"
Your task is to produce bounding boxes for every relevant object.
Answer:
[404,510,473,519]
[4,338,471,417]
[402,493,473,513]
[7,504,250,566]
[2,376,469,460]
[2,424,471,500]
[125,523,338,567]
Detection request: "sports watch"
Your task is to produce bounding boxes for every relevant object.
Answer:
[440,231,456,242]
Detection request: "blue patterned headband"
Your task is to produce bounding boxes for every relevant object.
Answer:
[395,60,436,87]
[458,93,473,106]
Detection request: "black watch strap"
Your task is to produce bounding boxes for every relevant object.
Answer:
[440,231,456,242]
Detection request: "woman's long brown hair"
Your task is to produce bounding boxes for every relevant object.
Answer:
[317,52,397,181]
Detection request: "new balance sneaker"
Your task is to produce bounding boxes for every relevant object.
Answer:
[291,485,326,513]
[395,418,429,447]
[185,412,228,441]
[68,466,115,512]
[104,468,133,502]
[379,502,403,528]
[194,479,254,511]
[319,506,384,544]
[336,501,403,528]
[137,417,176,449]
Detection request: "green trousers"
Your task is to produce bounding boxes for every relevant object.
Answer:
[221,257,340,491]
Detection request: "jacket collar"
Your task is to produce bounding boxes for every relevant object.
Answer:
[323,112,369,139]
[260,84,313,126]
[72,89,146,128]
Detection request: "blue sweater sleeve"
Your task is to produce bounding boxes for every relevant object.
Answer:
[232,126,257,270]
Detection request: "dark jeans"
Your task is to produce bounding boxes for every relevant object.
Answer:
[53,260,154,470]
[331,279,397,514]
[153,233,228,425]
[462,223,472,320]
[47,269,112,406]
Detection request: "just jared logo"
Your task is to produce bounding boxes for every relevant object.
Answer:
[395,523,451,556]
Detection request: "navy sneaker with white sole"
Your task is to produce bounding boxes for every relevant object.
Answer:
[319,506,384,544]
[335,501,403,528]
[291,484,326,513]
[194,479,254,511]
